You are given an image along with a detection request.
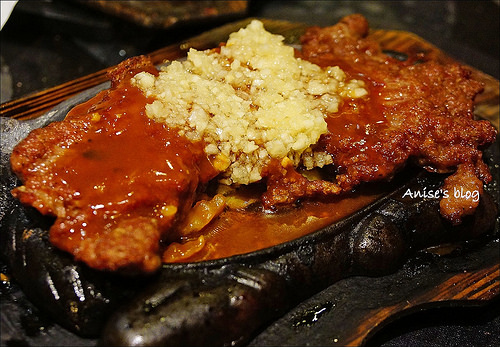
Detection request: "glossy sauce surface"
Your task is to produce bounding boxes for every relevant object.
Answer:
[47,57,389,264]
[48,81,214,261]
[164,60,390,262]
[164,189,382,262]
[314,57,394,185]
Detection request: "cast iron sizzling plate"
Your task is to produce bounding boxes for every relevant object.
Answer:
[0,19,499,346]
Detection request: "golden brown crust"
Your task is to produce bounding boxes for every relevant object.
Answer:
[11,58,217,273]
[263,14,497,223]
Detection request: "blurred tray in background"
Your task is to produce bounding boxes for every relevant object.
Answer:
[80,0,248,29]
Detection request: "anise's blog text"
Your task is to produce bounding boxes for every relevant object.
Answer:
[402,187,480,202]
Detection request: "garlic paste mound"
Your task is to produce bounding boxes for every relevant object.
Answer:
[132,20,367,185]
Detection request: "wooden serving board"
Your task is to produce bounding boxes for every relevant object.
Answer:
[1,18,498,346]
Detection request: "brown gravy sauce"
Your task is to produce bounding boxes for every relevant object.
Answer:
[53,56,389,264]
[51,82,214,257]
[164,190,382,262]
[164,59,389,263]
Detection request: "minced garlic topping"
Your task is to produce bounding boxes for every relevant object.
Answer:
[132,20,367,185]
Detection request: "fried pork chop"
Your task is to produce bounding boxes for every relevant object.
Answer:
[263,14,497,225]
[10,57,218,273]
[9,15,497,274]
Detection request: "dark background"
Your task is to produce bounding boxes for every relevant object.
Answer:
[1,1,499,346]
[1,0,499,104]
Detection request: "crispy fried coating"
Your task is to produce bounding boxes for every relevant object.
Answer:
[11,57,217,273]
[263,14,497,224]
